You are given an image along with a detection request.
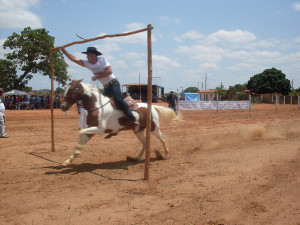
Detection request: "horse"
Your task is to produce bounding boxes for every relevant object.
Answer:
[60,79,179,166]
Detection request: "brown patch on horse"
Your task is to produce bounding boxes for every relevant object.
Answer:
[83,93,99,127]
[104,129,117,139]
[117,107,156,132]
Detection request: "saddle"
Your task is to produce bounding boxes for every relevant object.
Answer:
[110,96,139,111]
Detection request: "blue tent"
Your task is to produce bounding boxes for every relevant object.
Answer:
[181,93,199,101]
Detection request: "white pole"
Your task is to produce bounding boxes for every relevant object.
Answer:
[249,95,251,112]
[291,96,292,105]
[283,96,285,104]
[276,95,278,111]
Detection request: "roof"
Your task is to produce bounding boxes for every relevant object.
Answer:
[122,83,148,87]
[197,89,216,93]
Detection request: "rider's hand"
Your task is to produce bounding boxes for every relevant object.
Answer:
[92,75,97,81]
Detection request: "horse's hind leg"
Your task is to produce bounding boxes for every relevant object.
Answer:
[63,132,94,166]
[152,127,169,160]
[127,130,146,162]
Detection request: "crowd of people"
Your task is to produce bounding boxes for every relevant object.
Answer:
[3,94,63,110]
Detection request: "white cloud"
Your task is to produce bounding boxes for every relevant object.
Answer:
[94,43,121,53]
[175,44,225,63]
[160,16,181,26]
[207,29,256,43]
[174,31,204,42]
[153,55,181,70]
[292,2,300,11]
[121,52,145,59]
[0,0,42,29]
[199,63,219,70]
[294,36,300,42]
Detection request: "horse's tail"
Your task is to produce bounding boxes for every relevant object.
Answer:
[153,105,182,121]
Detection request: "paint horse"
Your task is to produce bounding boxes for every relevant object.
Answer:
[61,80,178,166]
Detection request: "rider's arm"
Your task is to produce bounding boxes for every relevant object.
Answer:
[92,66,112,80]
[61,47,84,67]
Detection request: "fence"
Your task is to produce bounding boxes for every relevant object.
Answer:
[253,94,299,104]
[179,100,250,111]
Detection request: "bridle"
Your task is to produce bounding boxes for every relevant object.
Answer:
[63,89,111,112]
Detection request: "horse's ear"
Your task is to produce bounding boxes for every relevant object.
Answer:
[79,79,84,82]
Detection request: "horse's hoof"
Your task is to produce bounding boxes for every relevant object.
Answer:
[126,156,140,162]
[154,149,165,160]
[62,160,70,166]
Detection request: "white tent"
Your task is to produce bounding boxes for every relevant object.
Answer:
[3,89,30,96]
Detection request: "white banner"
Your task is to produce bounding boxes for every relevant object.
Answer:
[179,100,250,110]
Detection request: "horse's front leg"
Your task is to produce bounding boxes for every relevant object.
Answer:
[63,127,103,166]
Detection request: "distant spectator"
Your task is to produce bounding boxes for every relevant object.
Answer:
[77,100,88,130]
[166,90,178,114]
[0,88,8,138]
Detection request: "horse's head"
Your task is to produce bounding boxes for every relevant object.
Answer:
[61,79,84,111]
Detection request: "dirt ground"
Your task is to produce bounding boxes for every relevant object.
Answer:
[1,103,300,225]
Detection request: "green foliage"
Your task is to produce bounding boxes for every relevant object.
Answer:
[54,87,65,94]
[247,68,291,95]
[2,27,70,90]
[232,83,247,92]
[0,59,32,91]
[235,92,248,100]
[290,87,300,96]
[183,87,199,93]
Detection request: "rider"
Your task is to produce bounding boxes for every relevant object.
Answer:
[61,46,140,132]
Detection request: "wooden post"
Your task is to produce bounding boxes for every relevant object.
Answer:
[298,96,300,110]
[144,24,153,181]
[50,49,55,152]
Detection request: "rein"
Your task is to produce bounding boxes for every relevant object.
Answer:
[88,99,111,112]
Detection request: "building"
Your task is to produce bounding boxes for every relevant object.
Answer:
[122,83,164,103]
[197,89,216,101]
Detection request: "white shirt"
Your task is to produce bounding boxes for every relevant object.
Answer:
[83,57,116,86]
[0,97,5,113]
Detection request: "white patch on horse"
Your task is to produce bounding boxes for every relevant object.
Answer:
[64,85,70,96]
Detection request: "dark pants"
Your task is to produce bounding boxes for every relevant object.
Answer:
[103,80,136,122]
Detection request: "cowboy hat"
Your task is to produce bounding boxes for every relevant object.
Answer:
[82,47,102,56]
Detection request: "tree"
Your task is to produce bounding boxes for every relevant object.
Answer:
[183,87,199,93]
[2,27,70,90]
[55,87,65,94]
[247,68,291,95]
[0,59,30,91]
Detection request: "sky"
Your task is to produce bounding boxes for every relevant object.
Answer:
[1,0,300,93]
